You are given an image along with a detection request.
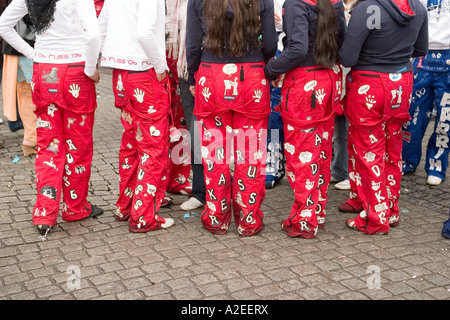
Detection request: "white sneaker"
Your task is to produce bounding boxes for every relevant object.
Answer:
[161,217,175,229]
[180,197,204,211]
[427,175,442,186]
[335,179,350,190]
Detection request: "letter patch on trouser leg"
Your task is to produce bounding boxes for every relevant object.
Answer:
[282,124,322,238]
[33,103,65,226]
[198,112,268,236]
[115,107,138,221]
[316,118,334,228]
[32,62,97,226]
[232,112,268,237]
[349,124,390,234]
[61,110,95,221]
[198,114,233,235]
[345,126,364,211]
[128,117,170,232]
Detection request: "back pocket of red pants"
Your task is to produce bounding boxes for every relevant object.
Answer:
[63,67,96,114]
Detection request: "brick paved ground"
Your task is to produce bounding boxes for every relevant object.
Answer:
[0,68,449,301]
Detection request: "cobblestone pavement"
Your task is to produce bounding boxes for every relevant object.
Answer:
[0,68,449,301]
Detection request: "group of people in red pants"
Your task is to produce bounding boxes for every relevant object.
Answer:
[0,0,429,239]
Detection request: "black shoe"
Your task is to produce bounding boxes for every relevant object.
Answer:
[37,224,52,236]
[90,205,104,218]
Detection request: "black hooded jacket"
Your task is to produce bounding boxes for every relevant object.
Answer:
[339,0,428,73]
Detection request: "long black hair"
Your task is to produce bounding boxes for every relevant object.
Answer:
[203,0,261,58]
[25,0,59,34]
[313,0,339,68]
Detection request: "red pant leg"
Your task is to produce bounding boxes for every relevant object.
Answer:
[32,62,97,225]
[122,69,172,232]
[115,107,138,221]
[345,70,412,234]
[346,124,364,210]
[317,117,334,227]
[282,123,322,238]
[280,66,337,237]
[232,112,268,237]
[385,120,406,226]
[165,74,192,193]
[61,109,95,221]
[198,114,233,234]
[349,123,390,234]
[33,99,65,226]
[128,117,170,232]
[60,64,98,221]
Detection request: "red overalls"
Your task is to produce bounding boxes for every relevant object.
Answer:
[344,70,413,234]
[31,62,97,226]
[111,67,171,232]
[278,65,342,238]
[194,62,270,236]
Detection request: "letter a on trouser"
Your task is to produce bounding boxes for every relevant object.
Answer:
[345,70,412,234]
[194,62,270,236]
[279,67,339,238]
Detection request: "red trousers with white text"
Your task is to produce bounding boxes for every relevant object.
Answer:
[31,62,97,226]
[279,66,342,238]
[344,70,413,234]
[194,62,270,236]
[112,68,171,232]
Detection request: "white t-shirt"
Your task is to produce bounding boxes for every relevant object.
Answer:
[0,0,101,76]
[274,0,285,52]
[420,0,450,50]
[98,0,168,73]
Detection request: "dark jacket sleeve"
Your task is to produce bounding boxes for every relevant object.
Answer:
[260,0,277,62]
[338,2,371,68]
[186,0,204,86]
[412,8,428,58]
[264,0,309,80]
[335,0,346,49]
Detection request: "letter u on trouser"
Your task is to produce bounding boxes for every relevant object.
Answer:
[194,62,270,236]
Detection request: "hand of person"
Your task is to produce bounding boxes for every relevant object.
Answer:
[274,12,282,25]
[88,70,100,84]
[189,85,195,97]
[157,70,167,82]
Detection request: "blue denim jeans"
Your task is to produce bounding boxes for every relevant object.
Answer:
[331,114,349,181]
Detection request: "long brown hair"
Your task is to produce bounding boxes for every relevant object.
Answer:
[203,0,261,58]
[314,0,339,68]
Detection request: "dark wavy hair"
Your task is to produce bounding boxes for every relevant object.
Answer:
[313,0,340,68]
[25,0,59,34]
[203,0,262,58]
